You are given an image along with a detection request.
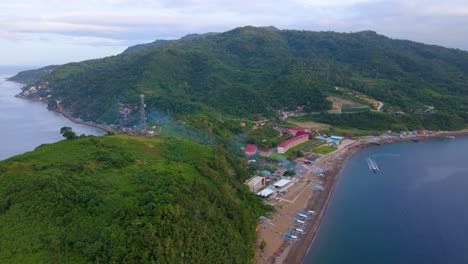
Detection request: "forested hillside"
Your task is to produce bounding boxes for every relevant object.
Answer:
[12,26,468,128]
[8,65,58,84]
[0,135,267,263]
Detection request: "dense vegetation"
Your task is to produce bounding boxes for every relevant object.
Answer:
[8,65,58,84]
[11,26,468,129]
[308,111,467,131]
[0,135,267,263]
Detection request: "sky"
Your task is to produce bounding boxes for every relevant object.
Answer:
[1,0,468,66]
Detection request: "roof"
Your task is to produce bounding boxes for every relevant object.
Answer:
[245,144,257,154]
[246,176,264,187]
[282,127,307,135]
[290,127,307,132]
[295,131,310,137]
[330,136,344,140]
[274,179,291,188]
[278,134,309,148]
[261,170,271,176]
[257,188,275,197]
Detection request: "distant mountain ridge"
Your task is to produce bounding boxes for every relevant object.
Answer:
[11,26,468,129]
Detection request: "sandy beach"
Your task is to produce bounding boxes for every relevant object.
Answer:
[256,129,468,264]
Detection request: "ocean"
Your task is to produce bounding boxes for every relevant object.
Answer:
[0,67,104,160]
[303,137,468,263]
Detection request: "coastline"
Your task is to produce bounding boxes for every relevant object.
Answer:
[5,78,112,133]
[257,129,468,264]
[14,94,113,133]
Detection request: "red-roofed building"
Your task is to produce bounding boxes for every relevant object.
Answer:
[282,127,309,136]
[277,134,309,153]
[245,144,258,156]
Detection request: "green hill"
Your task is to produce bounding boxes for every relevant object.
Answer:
[8,65,58,84]
[12,26,468,129]
[0,135,267,263]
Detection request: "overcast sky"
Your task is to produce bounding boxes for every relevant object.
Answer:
[1,0,468,65]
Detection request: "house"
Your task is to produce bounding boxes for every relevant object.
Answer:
[245,176,266,193]
[261,170,272,177]
[417,130,426,135]
[277,133,309,153]
[245,144,258,156]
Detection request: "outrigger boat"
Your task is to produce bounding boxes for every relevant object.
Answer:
[311,185,325,191]
[292,219,307,226]
[296,213,311,219]
[289,227,306,235]
[300,209,317,215]
[283,233,299,241]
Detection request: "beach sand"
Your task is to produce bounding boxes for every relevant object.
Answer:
[256,130,468,264]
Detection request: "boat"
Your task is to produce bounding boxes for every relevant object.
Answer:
[299,209,317,215]
[283,233,299,240]
[411,139,419,142]
[311,185,325,191]
[296,213,310,219]
[446,136,456,139]
[367,158,380,173]
[292,219,307,226]
[289,227,305,235]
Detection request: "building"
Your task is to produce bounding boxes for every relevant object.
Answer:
[281,127,309,136]
[245,176,266,192]
[244,144,258,156]
[277,133,309,153]
[330,135,344,144]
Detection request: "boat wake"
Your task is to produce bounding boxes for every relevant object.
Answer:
[367,157,380,173]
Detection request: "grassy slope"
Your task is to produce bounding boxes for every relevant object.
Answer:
[0,135,266,263]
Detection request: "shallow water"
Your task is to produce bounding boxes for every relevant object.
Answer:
[0,68,104,160]
[304,137,468,264]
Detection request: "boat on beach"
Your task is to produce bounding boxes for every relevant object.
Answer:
[289,227,306,235]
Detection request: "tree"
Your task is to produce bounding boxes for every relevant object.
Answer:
[60,127,77,140]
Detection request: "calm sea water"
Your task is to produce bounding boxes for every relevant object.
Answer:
[304,137,468,264]
[0,67,104,160]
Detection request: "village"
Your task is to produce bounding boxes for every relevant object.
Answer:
[240,116,442,261]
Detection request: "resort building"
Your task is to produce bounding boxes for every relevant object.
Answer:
[245,176,266,192]
[277,133,309,153]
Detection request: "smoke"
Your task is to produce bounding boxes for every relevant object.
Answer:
[146,110,216,145]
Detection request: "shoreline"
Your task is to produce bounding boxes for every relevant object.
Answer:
[14,94,113,133]
[257,130,468,264]
[5,78,113,133]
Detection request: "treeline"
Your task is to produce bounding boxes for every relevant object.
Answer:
[310,112,467,131]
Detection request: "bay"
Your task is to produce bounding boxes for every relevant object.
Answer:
[304,137,468,264]
[0,67,104,160]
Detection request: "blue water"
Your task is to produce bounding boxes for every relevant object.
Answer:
[0,67,104,160]
[304,137,468,264]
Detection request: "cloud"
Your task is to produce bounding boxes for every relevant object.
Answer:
[1,0,468,65]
